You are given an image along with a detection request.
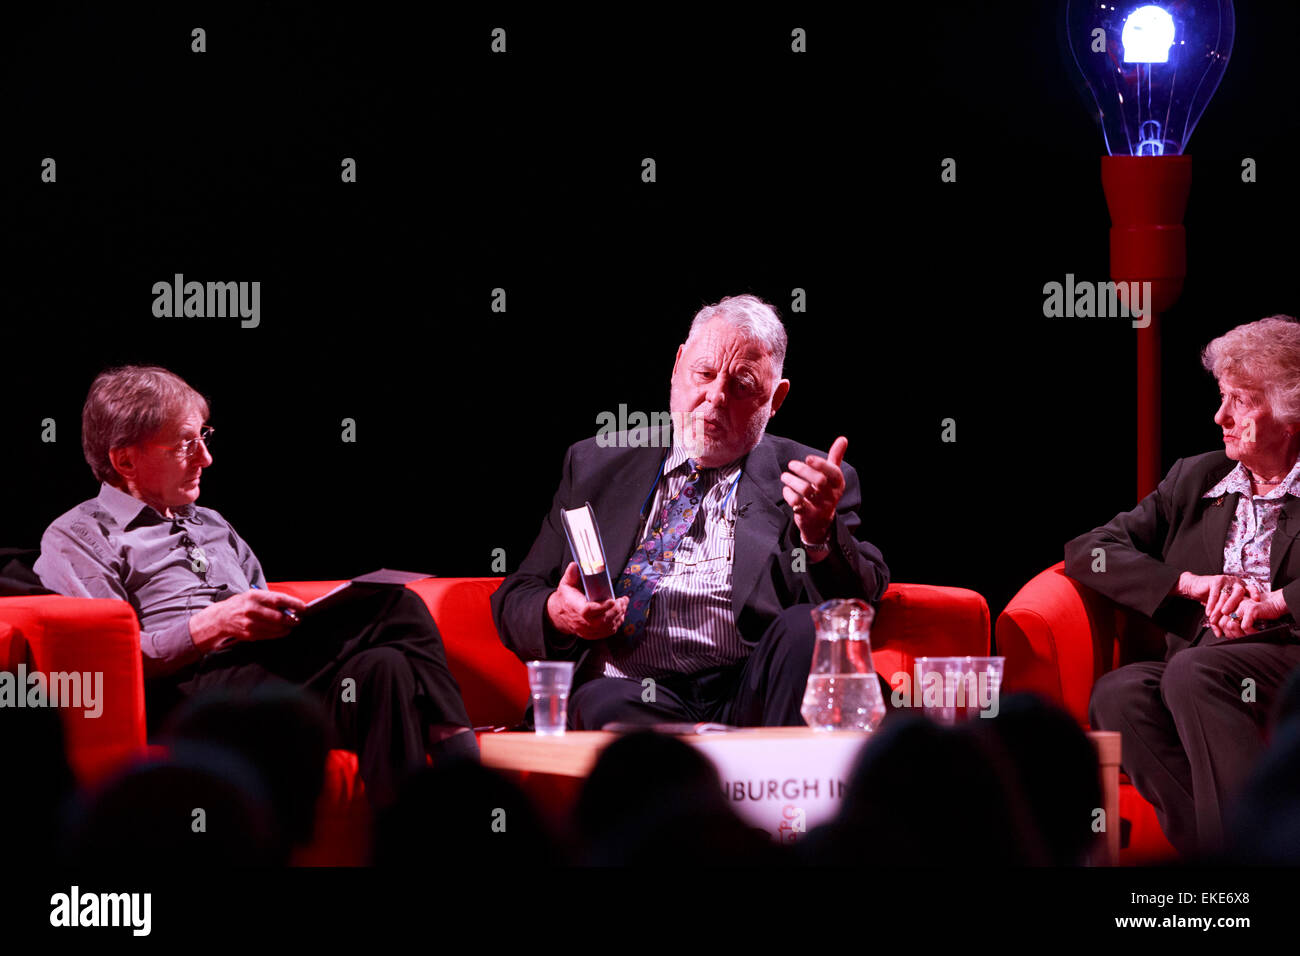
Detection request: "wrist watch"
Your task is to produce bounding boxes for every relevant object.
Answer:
[801,531,832,557]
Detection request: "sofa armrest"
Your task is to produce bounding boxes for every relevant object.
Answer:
[0,595,147,783]
[872,582,991,687]
[405,578,527,728]
[995,561,1106,725]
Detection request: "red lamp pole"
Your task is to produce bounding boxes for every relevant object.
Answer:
[1101,155,1193,500]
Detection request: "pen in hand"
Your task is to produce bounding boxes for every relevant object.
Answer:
[251,583,300,620]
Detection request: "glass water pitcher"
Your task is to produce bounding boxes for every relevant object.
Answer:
[800,598,886,732]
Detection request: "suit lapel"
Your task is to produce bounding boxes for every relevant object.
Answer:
[730,437,789,622]
[1270,495,1300,587]
[1201,491,1239,573]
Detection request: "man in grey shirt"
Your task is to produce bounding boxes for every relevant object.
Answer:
[35,365,477,808]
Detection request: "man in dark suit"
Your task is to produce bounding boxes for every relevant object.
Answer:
[1065,317,1300,855]
[491,294,889,729]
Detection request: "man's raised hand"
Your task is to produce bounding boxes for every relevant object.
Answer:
[781,435,848,548]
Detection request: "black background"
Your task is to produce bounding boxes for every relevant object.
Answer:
[5,2,1297,623]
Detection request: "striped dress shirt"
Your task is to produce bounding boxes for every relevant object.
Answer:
[580,439,749,681]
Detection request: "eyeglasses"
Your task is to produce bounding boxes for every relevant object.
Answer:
[148,425,214,459]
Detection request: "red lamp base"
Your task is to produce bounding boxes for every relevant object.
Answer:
[1100,155,1192,500]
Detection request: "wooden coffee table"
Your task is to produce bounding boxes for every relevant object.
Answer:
[481,727,1123,864]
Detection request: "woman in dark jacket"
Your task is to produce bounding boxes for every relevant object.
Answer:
[1065,315,1300,856]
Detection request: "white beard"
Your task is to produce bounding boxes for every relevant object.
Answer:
[672,406,769,464]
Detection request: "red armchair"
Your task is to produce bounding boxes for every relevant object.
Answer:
[995,561,1177,864]
[0,595,144,783]
[0,576,990,864]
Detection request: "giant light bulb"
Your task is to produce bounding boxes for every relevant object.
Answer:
[1066,0,1234,156]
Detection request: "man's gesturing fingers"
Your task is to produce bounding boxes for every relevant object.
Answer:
[788,437,848,492]
[782,437,848,540]
[781,463,824,501]
[827,435,848,469]
[781,483,806,513]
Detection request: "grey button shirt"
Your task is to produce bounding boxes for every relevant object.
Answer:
[34,482,267,678]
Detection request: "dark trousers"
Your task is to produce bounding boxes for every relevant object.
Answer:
[567,603,895,730]
[1090,629,1300,855]
[156,586,473,809]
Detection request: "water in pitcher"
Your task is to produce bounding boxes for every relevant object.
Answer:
[801,598,884,731]
[801,674,883,732]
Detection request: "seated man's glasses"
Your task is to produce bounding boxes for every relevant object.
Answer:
[148,425,214,459]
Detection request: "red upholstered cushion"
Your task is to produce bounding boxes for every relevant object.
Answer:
[996,563,1096,724]
[997,562,1183,862]
[872,583,992,687]
[998,561,1169,726]
[290,748,371,866]
[406,578,526,728]
[0,595,146,784]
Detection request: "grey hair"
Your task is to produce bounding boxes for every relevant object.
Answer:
[82,365,210,487]
[1201,315,1300,425]
[685,294,788,384]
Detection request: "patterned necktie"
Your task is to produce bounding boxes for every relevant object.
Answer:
[612,459,712,649]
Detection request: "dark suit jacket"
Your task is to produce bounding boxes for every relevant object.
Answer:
[491,429,889,678]
[0,548,54,596]
[1063,451,1300,646]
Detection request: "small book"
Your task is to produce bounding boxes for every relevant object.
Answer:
[560,502,614,603]
[298,568,433,618]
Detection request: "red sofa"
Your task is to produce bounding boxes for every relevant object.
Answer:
[995,561,1178,864]
[1,576,990,864]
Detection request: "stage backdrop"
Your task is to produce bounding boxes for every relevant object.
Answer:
[5,5,1298,620]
